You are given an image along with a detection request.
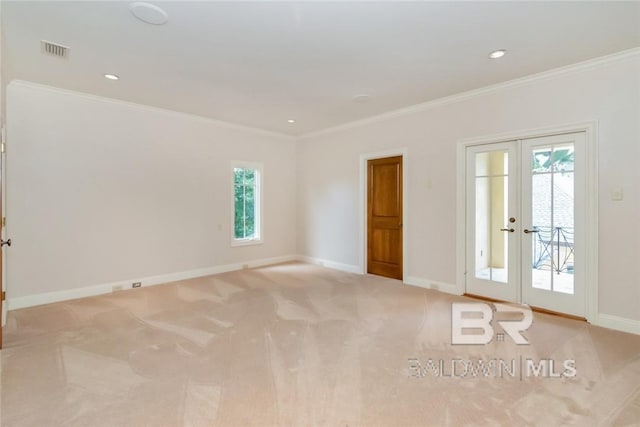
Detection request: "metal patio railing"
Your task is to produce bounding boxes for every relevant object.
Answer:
[530,226,574,274]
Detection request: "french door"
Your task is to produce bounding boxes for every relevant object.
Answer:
[466,132,586,317]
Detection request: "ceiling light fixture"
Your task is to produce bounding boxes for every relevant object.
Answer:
[489,49,506,59]
[130,2,169,25]
[104,74,119,80]
[287,119,296,123]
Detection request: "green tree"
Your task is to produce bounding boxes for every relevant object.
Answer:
[234,168,256,239]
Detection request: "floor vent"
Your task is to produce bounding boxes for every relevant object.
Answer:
[41,40,69,58]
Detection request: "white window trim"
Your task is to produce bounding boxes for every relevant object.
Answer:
[230,161,264,247]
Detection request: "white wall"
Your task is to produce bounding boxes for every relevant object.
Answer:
[5,52,639,333]
[297,52,640,323]
[6,81,296,301]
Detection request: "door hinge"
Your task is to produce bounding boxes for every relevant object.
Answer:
[1,291,5,301]
[2,217,5,227]
[1,143,5,153]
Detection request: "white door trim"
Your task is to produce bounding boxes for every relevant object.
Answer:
[359,148,408,280]
[456,122,598,322]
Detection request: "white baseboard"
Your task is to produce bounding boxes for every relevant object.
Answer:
[297,257,462,297]
[296,255,361,274]
[594,313,640,335]
[9,255,638,338]
[404,276,462,295]
[7,254,298,310]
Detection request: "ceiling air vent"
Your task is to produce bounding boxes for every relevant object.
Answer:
[41,40,69,58]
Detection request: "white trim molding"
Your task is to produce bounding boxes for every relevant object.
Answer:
[594,314,640,336]
[456,121,599,323]
[359,148,408,279]
[404,276,460,296]
[7,80,296,141]
[7,254,298,310]
[296,255,360,274]
[10,253,638,336]
[300,48,639,140]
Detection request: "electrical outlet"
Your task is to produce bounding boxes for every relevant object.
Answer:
[132,282,142,288]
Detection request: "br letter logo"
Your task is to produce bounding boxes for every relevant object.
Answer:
[451,302,532,345]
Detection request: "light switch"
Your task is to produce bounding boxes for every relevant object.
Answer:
[611,188,623,201]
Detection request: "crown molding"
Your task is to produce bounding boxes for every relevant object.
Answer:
[7,80,296,141]
[8,46,639,142]
[299,47,640,140]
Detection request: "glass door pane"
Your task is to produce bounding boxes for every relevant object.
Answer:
[521,133,585,317]
[466,142,518,302]
[473,161,509,283]
[530,144,575,294]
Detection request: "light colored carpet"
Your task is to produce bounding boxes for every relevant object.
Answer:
[1,262,639,427]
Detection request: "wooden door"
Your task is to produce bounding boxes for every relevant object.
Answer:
[367,156,403,280]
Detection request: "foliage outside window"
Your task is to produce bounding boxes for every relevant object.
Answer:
[233,165,261,244]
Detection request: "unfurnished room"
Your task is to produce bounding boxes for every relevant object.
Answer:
[0,1,639,426]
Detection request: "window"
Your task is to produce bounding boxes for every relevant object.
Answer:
[232,163,262,246]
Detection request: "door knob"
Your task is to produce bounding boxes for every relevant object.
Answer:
[500,228,515,233]
[523,229,539,234]
[1,239,11,247]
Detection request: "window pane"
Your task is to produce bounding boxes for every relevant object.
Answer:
[532,147,553,173]
[244,169,255,185]
[476,152,489,176]
[552,170,574,294]
[233,167,260,241]
[531,173,552,291]
[552,145,574,172]
[530,144,575,294]
[244,185,255,238]
[234,183,245,239]
[234,168,244,185]
[475,176,490,280]
[474,149,509,282]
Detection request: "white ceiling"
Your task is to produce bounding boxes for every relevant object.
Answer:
[3,1,639,136]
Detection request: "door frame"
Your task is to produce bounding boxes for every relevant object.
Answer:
[360,148,408,280]
[456,122,598,322]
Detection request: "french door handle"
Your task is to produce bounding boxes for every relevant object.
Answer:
[500,228,514,233]
[523,229,538,234]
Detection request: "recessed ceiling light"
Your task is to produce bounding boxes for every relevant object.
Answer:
[287,119,296,124]
[130,2,169,25]
[353,94,371,103]
[489,50,506,59]
[104,74,119,80]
